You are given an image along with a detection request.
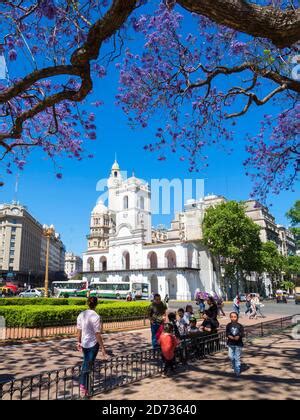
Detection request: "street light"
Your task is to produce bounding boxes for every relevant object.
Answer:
[43,224,55,298]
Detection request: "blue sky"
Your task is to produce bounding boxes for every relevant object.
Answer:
[0,4,298,255]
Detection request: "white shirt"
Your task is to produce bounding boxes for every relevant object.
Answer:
[77,309,101,349]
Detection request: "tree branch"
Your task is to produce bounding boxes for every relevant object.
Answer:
[177,0,300,48]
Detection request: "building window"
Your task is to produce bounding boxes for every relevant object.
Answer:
[100,257,107,271]
[148,252,158,269]
[165,250,177,268]
[114,171,118,178]
[11,227,16,232]
[122,251,130,270]
[140,197,145,210]
[123,196,129,210]
[87,257,95,272]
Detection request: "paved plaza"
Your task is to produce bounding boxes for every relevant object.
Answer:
[1,311,297,381]
[93,332,300,400]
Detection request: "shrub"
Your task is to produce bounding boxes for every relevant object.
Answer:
[0,301,150,327]
[0,298,111,306]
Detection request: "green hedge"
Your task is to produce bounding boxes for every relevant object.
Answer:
[0,298,112,306]
[0,301,150,327]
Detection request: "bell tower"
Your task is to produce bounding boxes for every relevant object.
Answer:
[108,159,122,212]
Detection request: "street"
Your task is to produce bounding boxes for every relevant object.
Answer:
[168,299,299,318]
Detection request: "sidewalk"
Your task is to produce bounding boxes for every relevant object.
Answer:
[0,313,290,380]
[93,332,300,400]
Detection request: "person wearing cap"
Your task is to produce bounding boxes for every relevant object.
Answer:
[187,317,199,335]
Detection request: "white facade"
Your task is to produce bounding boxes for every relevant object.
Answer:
[82,161,221,300]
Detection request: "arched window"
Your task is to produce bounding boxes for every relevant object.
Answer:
[148,252,158,269]
[114,171,118,178]
[140,196,145,210]
[87,257,94,272]
[123,196,129,210]
[100,256,107,271]
[122,251,130,270]
[165,250,177,269]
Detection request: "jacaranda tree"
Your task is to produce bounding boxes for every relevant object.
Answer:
[0,1,299,197]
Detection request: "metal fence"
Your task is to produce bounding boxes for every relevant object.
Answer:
[0,316,297,400]
[1,316,149,342]
[0,331,227,400]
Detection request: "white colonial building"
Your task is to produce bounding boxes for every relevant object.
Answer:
[82,160,222,300]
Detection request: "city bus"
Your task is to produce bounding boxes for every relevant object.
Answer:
[75,281,150,300]
[51,280,88,297]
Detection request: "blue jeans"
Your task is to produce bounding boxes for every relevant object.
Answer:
[199,303,205,312]
[151,322,161,349]
[228,345,243,374]
[233,304,240,315]
[80,342,99,389]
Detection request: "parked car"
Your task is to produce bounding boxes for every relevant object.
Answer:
[19,289,42,298]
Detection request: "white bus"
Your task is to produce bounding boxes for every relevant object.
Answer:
[83,281,150,300]
[51,280,88,297]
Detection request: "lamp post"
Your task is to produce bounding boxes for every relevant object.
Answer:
[43,224,55,298]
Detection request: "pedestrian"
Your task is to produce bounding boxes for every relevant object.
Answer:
[149,291,154,302]
[249,295,257,319]
[158,323,180,377]
[206,297,218,321]
[77,297,107,398]
[253,294,265,318]
[176,308,188,337]
[126,292,132,301]
[164,293,170,307]
[183,304,194,324]
[200,310,219,335]
[198,299,206,318]
[245,294,252,316]
[132,290,136,301]
[233,294,240,315]
[217,296,226,317]
[226,312,245,376]
[148,294,168,349]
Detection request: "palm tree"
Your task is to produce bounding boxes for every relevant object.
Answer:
[280,280,295,295]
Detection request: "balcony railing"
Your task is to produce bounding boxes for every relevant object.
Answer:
[84,263,201,273]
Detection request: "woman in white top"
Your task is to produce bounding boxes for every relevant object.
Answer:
[77,297,107,397]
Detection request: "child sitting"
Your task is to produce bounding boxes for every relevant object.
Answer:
[187,317,200,335]
[158,323,180,377]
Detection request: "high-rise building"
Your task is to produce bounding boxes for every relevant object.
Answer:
[0,203,66,286]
